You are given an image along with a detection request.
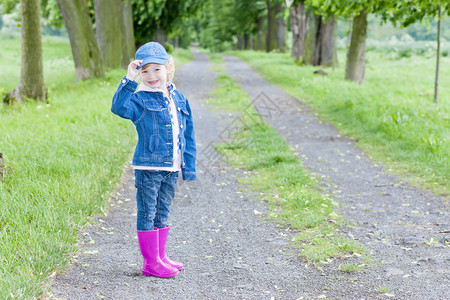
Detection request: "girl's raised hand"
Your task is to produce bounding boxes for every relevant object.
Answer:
[126,60,143,81]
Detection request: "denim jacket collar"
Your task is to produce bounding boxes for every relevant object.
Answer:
[137,82,177,97]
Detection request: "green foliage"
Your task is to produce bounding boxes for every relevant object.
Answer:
[232,49,450,195]
[197,0,266,51]
[0,0,19,14]
[40,0,64,29]
[379,0,450,27]
[132,0,202,45]
[306,0,449,30]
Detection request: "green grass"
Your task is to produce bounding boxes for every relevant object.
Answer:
[230,50,450,197]
[206,62,367,267]
[0,34,190,299]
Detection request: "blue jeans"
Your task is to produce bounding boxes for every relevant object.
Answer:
[134,170,179,231]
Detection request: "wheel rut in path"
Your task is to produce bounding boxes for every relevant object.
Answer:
[222,54,449,300]
[49,50,334,300]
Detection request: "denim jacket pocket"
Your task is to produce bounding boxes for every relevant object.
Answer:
[140,100,165,124]
[179,103,189,116]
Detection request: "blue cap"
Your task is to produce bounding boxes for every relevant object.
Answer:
[135,42,169,69]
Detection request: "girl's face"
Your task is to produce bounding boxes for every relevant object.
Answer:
[140,63,168,90]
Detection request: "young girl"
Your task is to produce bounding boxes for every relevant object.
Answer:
[111,42,196,278]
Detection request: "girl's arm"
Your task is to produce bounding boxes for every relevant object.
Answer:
[111,77,139,121]
[111,60,142,121]
[182,99,197,181]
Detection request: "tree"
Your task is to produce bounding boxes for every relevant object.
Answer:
[288,0,337,66]
[345,8,367,83]
[196,0,265,51]
[122,0,135,63]
[132,0,202,46]
[6,0,47,103]
[305,0,381,83]
[266,0,286,52]
[197,0,236,51]
[93,0,130,68]
[434,7,442,103]
[56,0,104,81]
[232,0,266,50]
[289,0,308,61]
[304,14,337,66]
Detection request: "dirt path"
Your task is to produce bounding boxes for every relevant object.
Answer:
[50,51,320,300]
[49,50,449,300]
[222,55,449,299]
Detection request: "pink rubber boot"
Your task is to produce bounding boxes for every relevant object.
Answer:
[158,225,184,271]
[137,230,179,278]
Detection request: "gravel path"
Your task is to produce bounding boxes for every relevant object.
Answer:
[222,55,450,299]
[49,50,449,300]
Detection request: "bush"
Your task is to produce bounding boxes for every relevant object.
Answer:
[397,48,412,58]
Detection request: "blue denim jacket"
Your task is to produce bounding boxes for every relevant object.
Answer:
[111,77,196,180]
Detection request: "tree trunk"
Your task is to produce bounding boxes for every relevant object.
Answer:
[237,36,243,50]
[122,0,135,65]
[120,0,136,67]
[57,0,104,81]
[319,16,337,67]
[276,3,286,52]
[304,13,318,65]
[172,38,179,48]
[155,27,166,45]
[257,16,264,50]
[434,7,441,104]
[244,33,249,49]
[345,9,367,84]
[94,0,126,69]
[266,1,277,52]
[8,0,47,103]
[303,13,338,67]
[290,1,307,61]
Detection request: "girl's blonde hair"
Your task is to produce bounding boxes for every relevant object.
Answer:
[166,55,175,82]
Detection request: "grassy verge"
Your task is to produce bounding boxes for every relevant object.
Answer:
[205,52,368,268]
[230,50,450,197]
[0,34,191,299]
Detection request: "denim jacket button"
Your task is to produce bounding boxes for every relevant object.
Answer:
[177,107,181,111]
[180,124,183,129]
[122,79,126,84]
